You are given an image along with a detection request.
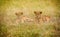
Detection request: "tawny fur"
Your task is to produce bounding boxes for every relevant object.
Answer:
[34,11,50,23]
[15,12,34,24]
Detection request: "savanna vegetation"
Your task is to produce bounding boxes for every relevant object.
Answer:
[0,0,60,37]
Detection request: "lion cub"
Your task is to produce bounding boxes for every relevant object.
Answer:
[15,12,33,24]
[34,11,51,23]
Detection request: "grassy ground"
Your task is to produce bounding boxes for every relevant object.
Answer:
[0,0,60,37]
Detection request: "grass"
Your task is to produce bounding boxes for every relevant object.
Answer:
[0,22,56,37]
[0,16,60,37]
[0,0,60,37]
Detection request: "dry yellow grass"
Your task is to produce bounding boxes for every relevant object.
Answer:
[0,0,60,37]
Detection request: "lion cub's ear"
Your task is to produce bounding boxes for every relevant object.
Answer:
[15,12,23,16]
[20,12,23,15]
[15,12,18,16]
[34,11,37,14]
[40,12,42,14]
